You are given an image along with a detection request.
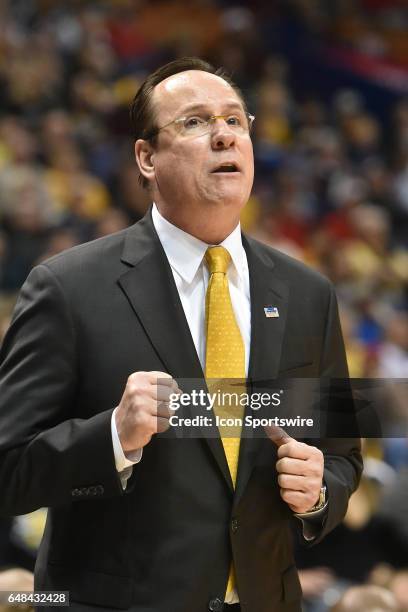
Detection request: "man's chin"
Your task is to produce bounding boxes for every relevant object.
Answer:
[204,185,250,208]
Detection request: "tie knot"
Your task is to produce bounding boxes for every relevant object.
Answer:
[205,246,231,274]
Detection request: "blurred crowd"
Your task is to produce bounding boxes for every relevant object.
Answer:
[0,1,407,611]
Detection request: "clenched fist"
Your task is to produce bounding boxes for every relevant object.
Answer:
[266,425,324,514]
[115,371,180,454]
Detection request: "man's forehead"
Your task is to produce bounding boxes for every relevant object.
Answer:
[152,70,242,116]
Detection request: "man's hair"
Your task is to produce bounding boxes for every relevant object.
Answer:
[129,57,246,189]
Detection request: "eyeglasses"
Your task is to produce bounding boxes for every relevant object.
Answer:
[145,112,255,140]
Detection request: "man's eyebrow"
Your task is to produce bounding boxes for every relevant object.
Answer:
[179,101,246,114]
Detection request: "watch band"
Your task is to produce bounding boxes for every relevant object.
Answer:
[309,485,327,512]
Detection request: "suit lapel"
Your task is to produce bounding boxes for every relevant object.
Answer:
[117,212,233,492]
[235,236,289,505]
[118,215,202,380]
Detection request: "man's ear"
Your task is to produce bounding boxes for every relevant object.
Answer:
[135,139,155,183]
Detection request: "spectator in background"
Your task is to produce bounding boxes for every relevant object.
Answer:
[389,570,408,611]
[377,311,408,378]
[0,566,34,612]
[330,585,399,612]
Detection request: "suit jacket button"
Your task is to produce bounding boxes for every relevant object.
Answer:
[208,598,223,611]
[231,518,238,533]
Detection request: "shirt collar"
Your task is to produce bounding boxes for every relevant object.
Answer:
[151,203,245,284]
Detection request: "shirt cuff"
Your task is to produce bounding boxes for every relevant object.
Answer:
[295,501,329,541]
[111,407,143,472]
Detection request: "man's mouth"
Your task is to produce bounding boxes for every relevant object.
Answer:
[211,163,240,173]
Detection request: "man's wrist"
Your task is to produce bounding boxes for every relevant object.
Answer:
[111,407,143,472]
[307,485,327,512]
[295,484,327,517]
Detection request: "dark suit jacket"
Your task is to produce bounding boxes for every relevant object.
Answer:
[0,211,362,612]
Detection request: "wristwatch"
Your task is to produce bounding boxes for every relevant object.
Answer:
[308,485,327,512]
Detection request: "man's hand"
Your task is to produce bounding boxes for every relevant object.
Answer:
[265,425,324,514]
[115,371,180,454]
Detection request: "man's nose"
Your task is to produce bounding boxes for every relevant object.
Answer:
[210,120,236,149]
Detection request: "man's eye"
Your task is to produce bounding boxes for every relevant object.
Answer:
[183,116,206,129]
[226,115,242,127]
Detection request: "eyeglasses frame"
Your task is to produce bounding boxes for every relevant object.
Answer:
[144,112,255,141]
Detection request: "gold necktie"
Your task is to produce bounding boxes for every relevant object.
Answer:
[204,246,245,598]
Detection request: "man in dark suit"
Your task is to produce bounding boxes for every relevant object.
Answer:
[0,58,362,612]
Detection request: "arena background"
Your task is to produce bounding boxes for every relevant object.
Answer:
[0,1,407,610]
